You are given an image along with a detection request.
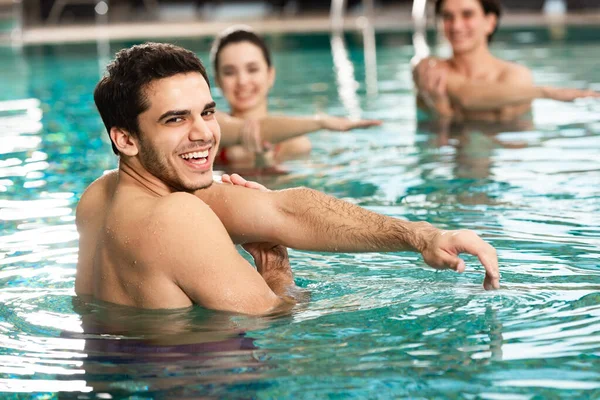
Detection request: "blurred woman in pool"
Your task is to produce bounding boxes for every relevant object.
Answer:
[212,26,381,167]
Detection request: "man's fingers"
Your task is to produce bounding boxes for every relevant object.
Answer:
[453,232,500,290]
[436,251,466,272]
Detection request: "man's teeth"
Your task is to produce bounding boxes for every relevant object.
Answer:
[181,150,209,159]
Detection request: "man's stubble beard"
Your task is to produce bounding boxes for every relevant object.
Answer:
[137,136,213,193]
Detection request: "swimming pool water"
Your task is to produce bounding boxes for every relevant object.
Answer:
[1,28,599,398]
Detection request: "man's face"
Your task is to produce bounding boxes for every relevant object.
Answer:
[135,72,221,192]
[440,0,496,54]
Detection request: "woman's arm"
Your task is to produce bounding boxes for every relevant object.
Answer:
[217,112,381,148]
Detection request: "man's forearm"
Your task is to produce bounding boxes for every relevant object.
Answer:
[450,82,543,111]
[272,188,437,253]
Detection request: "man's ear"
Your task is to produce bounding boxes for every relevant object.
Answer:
[485,14,498,37]
[110,127,139,157]
[268,66,276,89]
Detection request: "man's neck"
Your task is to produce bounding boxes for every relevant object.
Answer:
[118,158,174,197]
[450,45,496,77]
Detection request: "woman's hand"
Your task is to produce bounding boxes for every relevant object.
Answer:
[317,114,382,131]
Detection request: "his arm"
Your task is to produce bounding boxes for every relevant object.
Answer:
[199,180,500,290]
[155,193,297,315]
[445,64,600,111]
[221,173,303,303]
[217,112,381,148]
[413,57,454,118]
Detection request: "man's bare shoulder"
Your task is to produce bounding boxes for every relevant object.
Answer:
[498,61,533,85]
[76,170,118,225]
[151,191,221,231]
[137,191,234,273]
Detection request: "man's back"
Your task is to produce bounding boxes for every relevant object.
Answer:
[75,171,194,309]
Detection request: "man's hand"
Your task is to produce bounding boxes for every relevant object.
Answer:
[242,242,292,277]
[317,114,382,131]
[542,87,600,102]
[420,228,500,291]
[414,58,453,117]
[416,58,448,100]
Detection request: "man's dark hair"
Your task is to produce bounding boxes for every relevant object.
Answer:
[435,0,502,43]
[94,42,210,155]
[210,25,272,76]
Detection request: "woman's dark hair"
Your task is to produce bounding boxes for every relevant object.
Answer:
[435,0,502,42]
[94,42,210,155]
[210,25,272,76]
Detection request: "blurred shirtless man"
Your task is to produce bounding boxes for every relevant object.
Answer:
[413,0,600,122]
[76,43,500,316]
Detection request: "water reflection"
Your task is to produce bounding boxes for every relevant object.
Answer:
[56,298,274,397]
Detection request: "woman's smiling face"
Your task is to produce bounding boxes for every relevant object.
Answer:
[216,41,275,116]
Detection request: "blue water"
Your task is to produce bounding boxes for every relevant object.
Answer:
[1,28,599,398]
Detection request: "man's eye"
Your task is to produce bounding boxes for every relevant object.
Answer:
[202,109,216,117]
[166,117,183,123]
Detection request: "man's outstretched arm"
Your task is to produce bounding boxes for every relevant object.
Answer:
[198,178,500,290]
[445,65,600,111]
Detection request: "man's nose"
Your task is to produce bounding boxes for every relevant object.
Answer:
[189,117,213,142]
[450,17,464,31]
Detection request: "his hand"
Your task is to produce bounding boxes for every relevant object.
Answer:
[415,58,450,108]
[318,114,382,131]
[420,228,500,290]
[242,242,292,277]
[543,87,600,102]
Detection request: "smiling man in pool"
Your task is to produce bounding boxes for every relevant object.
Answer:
[76,42,499,315]
[413,0,600,122]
